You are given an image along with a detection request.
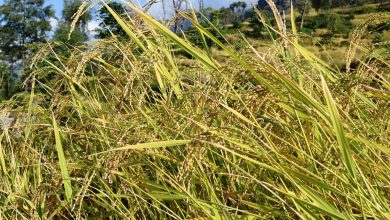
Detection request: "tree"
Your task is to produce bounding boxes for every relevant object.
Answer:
[257,0,268,9]
[218,7,234,25]
[229,1,247,24]
[210,9,222,24]
[95,2,128,39]
[172,0,185,32]
[197,7,215,23]
[311,0,365,11]
[276,0,289,11]
[198,0,204,12]
[311,0,333,11]
[0,0,55,98]
[258,0,291,11]
[161,0,167,21]
[53,23,89,46]
[63,0,91,31]
[249,9,265,38]
[238,1,247,19]
[0,63,16,99]
[53,0,91,45]
[229,2,237,16]
[296,0,311,28]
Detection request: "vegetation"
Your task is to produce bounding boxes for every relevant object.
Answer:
[0,0,55,99]
[95,1,128,39]
[0,0,389,219]
[53,0,91,46]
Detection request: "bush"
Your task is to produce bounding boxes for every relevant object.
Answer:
[248,10,275,39]
[232,19,242,29]
[186,21,226,48]
[248,19,265,38]
[318,32,335,46]
[340,40,350,47]
[304,13,352,35]
[299,27,314,35]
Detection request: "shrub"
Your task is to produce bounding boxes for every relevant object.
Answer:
[186,21,226,48]
[232,19,242,29]
[299,27,314,35]
[318,32,335,46]
[304,13,352,35]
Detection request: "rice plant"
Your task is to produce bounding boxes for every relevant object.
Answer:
[0,1,389,219]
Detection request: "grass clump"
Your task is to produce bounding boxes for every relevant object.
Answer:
[0,1,389,219]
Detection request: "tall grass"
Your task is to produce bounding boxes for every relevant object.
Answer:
[0,0,389,219]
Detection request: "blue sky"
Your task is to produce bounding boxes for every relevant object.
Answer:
[45,0,255,31]
[0,0,255,33]
[149,0,254,18]
[1,0,255,18]
[46,0,64,18]
[43,0,255,17]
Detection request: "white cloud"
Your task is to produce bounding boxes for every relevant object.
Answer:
[86,20,101,41]
[87,20,100,35]
[50,17,59,30]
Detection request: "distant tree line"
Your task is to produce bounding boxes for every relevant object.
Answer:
[258,0,386,11]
